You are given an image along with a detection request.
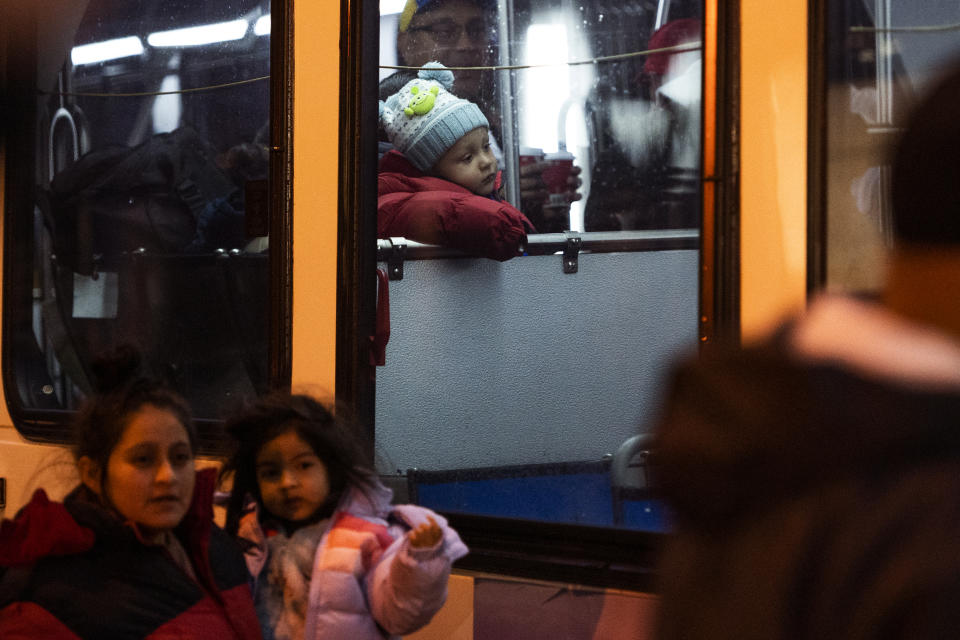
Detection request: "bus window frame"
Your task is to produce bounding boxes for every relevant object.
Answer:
[0,1,294,452]
[337,0,741,589]
[807,0,828,294]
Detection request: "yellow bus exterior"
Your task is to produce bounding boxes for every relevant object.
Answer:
[0,1,809,636]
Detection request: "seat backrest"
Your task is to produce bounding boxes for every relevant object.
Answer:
[611,433,654,491]
[407,459,614,526]
[610,434,666,529]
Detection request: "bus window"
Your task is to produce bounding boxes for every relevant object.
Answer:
[379,0,703,237]
[819,1,960,293]
[4,0,273,441]
[372,0,706,532]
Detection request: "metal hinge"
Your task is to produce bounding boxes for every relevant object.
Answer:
[385,237,407,281]
[562,234,581,274]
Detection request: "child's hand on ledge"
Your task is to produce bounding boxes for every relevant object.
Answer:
[408,516,443,548]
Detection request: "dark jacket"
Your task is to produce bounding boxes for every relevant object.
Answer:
[378,150,534,261]
[0,468,261,640]
[654,296,960,640]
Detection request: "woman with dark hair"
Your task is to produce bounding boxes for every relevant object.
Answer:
[0,347,261,640]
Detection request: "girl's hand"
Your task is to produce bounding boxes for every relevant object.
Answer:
[407,516,443,548]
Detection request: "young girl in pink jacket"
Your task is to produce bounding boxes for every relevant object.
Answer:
[219,392,467,640]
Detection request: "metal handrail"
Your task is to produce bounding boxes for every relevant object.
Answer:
[377,228,699,262]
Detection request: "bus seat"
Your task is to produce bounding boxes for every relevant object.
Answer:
[407,459,614,526]
[611,434,668,530]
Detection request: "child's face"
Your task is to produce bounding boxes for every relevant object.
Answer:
[81,404,195,541]
[433,127,498,195]
[255,430,331,523]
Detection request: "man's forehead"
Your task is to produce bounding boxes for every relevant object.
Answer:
[412,0,485,25]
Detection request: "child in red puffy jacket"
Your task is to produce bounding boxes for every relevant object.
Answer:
[378,62,535,261]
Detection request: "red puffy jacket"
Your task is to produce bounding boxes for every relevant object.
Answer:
[0,469,261,640]
[378,150,535,261]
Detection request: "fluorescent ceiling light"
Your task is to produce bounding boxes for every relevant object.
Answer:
[381,0,407,16]
[71,36,144,65]
[147,19,248,47]
[254,15,271,36]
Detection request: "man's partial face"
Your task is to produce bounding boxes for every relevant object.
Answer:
[397,0,490,100]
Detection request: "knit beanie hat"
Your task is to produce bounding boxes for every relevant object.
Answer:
[379,62,489,172]
[397,0,494,32]
[398,0,436,31]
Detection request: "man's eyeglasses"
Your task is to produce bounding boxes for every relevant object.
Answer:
[406,19,488,45]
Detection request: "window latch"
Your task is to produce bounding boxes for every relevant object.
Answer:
[562,234,581,274]
[386,237,407,281]
[370,268,391,367]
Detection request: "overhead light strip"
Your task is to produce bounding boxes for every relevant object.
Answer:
[254,14,271,36]
[71,36,144,65]
[147,19,249,48]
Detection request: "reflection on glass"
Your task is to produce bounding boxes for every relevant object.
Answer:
[826,1,960,293]
[11,0,272,420]
[380,0,703,238]
[254,15,272,36]
[71,37,145,66]
[146,19,250,48]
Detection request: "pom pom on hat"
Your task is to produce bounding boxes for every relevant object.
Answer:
[418,62,455,90]
[380,62,489,172]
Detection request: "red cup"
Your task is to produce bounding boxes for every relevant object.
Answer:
[519,146,544,170]
[541,150,575,206]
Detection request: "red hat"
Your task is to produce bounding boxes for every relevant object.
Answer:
[643,18,702,76]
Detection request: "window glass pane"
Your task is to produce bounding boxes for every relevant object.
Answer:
[380,0,703,235]
[6,0,271,429]
[376,0,703,530]
[825,1,960,292]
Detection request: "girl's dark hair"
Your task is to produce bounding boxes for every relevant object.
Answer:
[220,392,377,534]
[72,345,196,487]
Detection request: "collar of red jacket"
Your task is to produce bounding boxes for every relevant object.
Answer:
[0,467,218,567]
[379,149,427,177]
[379,149,501,199]
[0,489,95,566]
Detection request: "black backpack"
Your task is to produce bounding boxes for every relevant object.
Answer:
[48,126,241,275]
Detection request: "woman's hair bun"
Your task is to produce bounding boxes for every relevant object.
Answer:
[90,344,143,394]
[418,61,455,90]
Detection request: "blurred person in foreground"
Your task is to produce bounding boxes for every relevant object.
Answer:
[653,62,960,640]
